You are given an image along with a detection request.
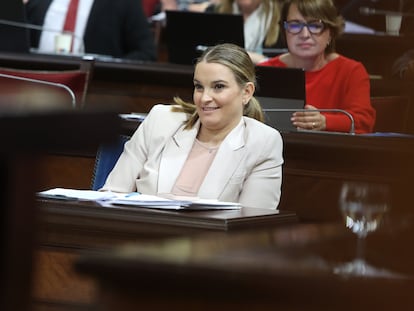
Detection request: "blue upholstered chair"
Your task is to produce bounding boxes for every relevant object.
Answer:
[91,135,130,190]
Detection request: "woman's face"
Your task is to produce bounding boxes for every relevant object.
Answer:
[193,61,252,133]
[236,0,262,14]
[285,3,331,60]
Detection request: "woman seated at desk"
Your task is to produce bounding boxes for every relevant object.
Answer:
[258,0,376,134]
[101,43,283,210]
[207,0,285,64]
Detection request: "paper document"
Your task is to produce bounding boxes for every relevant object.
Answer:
[110,194,242,210]
[37,188,242,210]
[37,188,117,201]
[111,193,192,207]
[119,113,147,121]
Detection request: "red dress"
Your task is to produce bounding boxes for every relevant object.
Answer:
[259,55,376,134]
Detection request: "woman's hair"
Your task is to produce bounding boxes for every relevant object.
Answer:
[280,0,345,54]
[215,0,281,47]
[173,43,264,129]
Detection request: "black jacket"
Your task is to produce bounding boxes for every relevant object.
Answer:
[25,0,157,61]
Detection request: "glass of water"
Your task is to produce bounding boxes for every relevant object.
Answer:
[333,181,402,278]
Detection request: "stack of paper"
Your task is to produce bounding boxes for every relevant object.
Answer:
[109,193,241,210]
[110,193,192,209]
[37,188,241,210]
[37,188,117,201]
[119,113,147,121]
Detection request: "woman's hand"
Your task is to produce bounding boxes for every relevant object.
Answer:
[291,104,326,131]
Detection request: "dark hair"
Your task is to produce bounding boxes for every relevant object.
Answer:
[173,43,264,129]
[280,0,345,54]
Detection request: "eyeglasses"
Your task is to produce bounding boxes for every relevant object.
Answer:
[284,20,326,34]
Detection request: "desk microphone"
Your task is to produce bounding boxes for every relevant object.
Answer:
[0,73,76,108]
[359,7,414,17]
[263,108,355,135]
[0,18,85,54]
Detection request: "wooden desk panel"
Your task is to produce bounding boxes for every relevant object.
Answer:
[37,126,414,223]
[280,132,414,222]
[2,51,414,135]
[336,33,414,78]
[32,199,296,310]
[38,199,297,249]
[0,52,194,113]
[31,130,414,309]
[38,154,96,191]
[32,249,97,308]
[0,51,410,110]
[0,108,120,311]
[75,223,414,311]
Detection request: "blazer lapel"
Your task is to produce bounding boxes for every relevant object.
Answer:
[198,119,246,198]
[157,123,199,194]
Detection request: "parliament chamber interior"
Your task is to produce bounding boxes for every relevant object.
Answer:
[1,1,414,310]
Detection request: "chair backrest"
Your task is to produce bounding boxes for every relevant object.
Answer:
[371,95,410,133]
[0,56,94,108]
[91,135,130,191]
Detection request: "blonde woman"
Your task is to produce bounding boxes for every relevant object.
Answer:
[102,43,283,209]
[211,0,283,63]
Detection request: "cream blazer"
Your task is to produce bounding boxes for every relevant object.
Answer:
[102,104,284,209]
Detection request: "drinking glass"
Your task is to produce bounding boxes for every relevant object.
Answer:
[333,181,402,278]
[385,14,402,36]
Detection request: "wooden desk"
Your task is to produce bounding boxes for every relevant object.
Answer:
[0,51,410,109]
[2,51,414,135]
[32,130,414,309]
[336,33,414,78]
[32,199,296,310]
[0,107,120,311]
[75,222,414,311]
[281,131,414,222]
[0,52,194,113]
[3,51,414,136]
[38,123,414,223]
[38,199,297,249]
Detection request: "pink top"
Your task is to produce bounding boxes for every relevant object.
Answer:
[171,139,219,197]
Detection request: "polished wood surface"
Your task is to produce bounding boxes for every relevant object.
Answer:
[0,106,120,311]
[38,199,297,249]
[32,198,296,310]
[2,50,414,137]
[1,43,410,309]
[0,50,411,111]
[31,129,414,310]
[280,131,414,222]
[75,222,414,311]
[336,33,414,78]
[0,51,194,113]
[37,121,414,223]
[32,249,97,310]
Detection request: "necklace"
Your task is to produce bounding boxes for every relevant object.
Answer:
[195,139,219,154]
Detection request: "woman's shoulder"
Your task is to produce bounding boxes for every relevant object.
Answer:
[331,54,366,70]
[242,118,283,157]
[244,117,282,140]
[148,103,182,116]
[145,104,188,125]
[320,54,368,77]
[149,103,174,113]
[257,55,287,67]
